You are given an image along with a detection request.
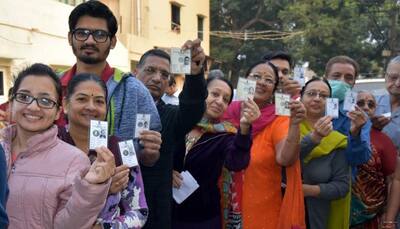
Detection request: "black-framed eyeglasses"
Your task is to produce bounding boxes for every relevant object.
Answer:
[143,66,171,80]
[356,100,376,109]
[72,28,111,43]
[13,93,58,109]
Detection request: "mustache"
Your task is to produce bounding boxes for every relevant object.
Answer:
[80,45,99,51]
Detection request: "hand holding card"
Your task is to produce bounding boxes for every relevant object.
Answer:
[171,47,191,74]
[181,39,205,75]
[84,146,116,184]
[293,65,305,87]
[325,98,339,119]
[135,114,151,138]
[275,92,291,116]
[236,77,257,101]
[343,91,357,111]
[119,140,138,168]
[172,171,199,204]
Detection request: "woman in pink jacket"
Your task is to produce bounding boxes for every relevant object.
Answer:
[1,63,116,229]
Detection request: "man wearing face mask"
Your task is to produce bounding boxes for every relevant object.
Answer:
[324,56,372,171]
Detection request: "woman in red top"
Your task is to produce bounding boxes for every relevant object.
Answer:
[350,91,397,229]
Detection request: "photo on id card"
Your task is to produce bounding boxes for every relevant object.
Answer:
[171,47,191,74]
[343,91,357,111]
[236,77,257,101]
[275,93,291,116]
[293,65,305,87]
[134,114,151,138]
[89,120,108,150]
[119,140,138,167]
[325,98,339,119]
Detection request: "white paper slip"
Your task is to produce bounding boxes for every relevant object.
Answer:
[293,65,306,87]
[275,93,291,116]
[171,47,191,74]
[172,171,200,204]
[382,112,391,118]
[119,140,138,167]
[236,77,257,101]
[134,114,151,138]
[89,120,108,150]
[343,91,357,111]
[326,98,339,118]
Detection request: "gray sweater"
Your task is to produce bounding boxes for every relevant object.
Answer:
[301,134,350,229]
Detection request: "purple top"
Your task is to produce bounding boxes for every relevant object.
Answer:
[173,130,252,222]
[58,127,148,228]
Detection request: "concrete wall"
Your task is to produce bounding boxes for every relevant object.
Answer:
[112,0,210,63]
[0,0,129,102]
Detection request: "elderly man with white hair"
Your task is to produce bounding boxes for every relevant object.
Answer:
[374,55,400,151]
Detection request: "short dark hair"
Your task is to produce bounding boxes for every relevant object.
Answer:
[12,63,62,105]
[300,77,332,98]
[69,1,118,37]
[245,60,280,93]
[65,73,108,101]
[137,49,171,68]
[262,51,292,68]
[324,55,359,79]
[206,76,234,104]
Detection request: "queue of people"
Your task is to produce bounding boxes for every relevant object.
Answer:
[0,1,399,229]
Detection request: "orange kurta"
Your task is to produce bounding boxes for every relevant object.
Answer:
[242,116,289,229]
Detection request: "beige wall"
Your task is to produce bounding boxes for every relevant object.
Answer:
[109,0,210,66]
[0,0,129,103]
[0,0,210,103]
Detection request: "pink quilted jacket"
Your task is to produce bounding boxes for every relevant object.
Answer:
[1,125,111,229]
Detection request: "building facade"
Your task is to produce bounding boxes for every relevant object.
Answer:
[0,0,210,103]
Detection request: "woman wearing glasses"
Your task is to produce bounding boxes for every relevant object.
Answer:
[350,91,397,229]
[58,73,148,228]
[299,78,350,229]
[222,61,306,229]
[2,63,115,228]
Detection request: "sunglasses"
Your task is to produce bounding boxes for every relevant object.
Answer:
[356,100,376,109]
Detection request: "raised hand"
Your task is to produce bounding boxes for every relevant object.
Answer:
[282,78,302,98]
[138,130,162,166]
[84,146,116,184]
[109,165,130,194]
[289,100,306,125]
[347,105,368,136]
[240,98,261,125]
[371,115,390,130]
[181,39,205,75]
[310,116,333,143]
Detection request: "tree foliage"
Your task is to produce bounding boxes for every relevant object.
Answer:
[210,0,400,82]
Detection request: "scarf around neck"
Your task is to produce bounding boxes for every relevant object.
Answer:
[222,101,275,137]
[300,120,351,229]
[300,120,347,163]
